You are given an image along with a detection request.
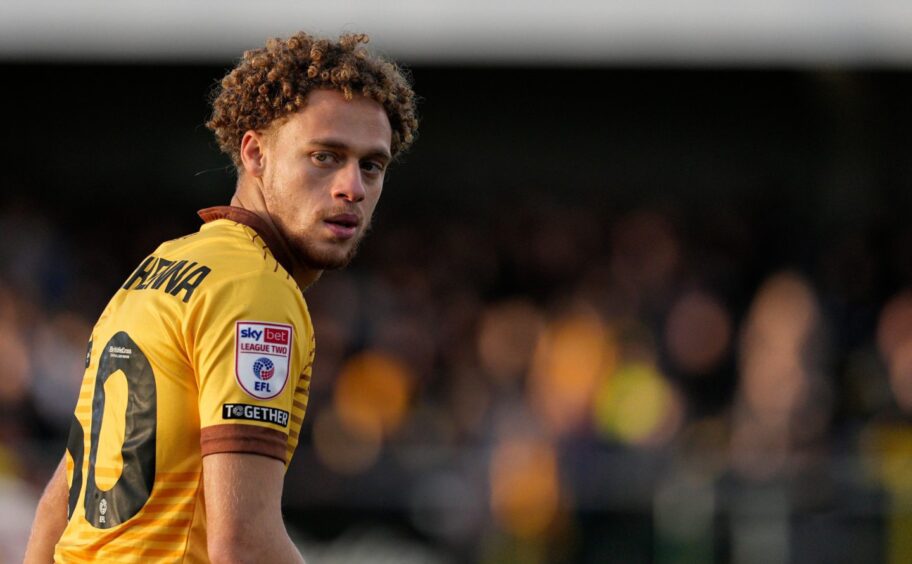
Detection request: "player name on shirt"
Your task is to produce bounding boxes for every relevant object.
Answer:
[122,255,212,303]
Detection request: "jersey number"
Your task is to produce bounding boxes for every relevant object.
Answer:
[66,331,157,529]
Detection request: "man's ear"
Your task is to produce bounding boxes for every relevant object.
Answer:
[239,130,267,177]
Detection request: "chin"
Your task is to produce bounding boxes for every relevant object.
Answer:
[295,240,360,271]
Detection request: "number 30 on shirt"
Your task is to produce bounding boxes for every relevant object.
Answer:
[66,331,157,529]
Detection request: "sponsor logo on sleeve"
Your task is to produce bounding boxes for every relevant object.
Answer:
[222,403,290,427]
[235,321,293,400]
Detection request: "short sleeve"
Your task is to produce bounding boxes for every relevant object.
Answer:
[185,270,309,463]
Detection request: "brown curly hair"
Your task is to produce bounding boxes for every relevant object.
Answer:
[207,32,418,169]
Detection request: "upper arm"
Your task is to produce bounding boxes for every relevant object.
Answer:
[203,452,289,559]
[190,272,312,464]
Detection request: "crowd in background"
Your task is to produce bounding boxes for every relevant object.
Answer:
[2,190,912,563]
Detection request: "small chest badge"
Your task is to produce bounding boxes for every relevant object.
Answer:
[235,321,293,399]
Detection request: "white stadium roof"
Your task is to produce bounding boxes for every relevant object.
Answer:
[2,0,912,65]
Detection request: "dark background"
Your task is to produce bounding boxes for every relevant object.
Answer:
[3,64,912,563]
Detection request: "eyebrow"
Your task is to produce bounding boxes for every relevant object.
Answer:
[309,138,392,162]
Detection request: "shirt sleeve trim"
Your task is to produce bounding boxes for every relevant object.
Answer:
[200,424,288,463]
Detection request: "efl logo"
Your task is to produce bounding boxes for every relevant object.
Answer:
[235,321,293,400]
[253,357,275,381]
[264,328,289,345]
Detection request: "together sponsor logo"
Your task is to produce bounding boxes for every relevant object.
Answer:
[221,403,289,427]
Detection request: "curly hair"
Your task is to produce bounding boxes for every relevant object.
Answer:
[207,32,418,168]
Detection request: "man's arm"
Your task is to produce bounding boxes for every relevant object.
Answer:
[204,452,305,564]
[24,455,69,563]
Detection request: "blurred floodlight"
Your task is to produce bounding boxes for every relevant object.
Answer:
[877,291,912,412]
[665,291,732,375]
[3,0,912,65]
[334,350,413,439]
[738,272,819,421]
[489,438,560,538]
[593,362,683,447]
[529,310,613,436]
[312,408,382,475]
[477,299,544,385]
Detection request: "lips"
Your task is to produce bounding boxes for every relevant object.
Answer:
[323,213,360,239]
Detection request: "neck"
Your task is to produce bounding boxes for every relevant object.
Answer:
[232,174,323,289]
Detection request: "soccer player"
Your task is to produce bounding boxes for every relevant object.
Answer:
[24,31,418,563]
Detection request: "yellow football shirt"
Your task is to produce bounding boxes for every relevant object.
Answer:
[54,207,314,563]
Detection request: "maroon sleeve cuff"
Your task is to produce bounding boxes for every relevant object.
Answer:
[200,424,288,463]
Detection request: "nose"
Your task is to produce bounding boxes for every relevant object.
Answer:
[332,162,366,203]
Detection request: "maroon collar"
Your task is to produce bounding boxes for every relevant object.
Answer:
[197,206,294,275]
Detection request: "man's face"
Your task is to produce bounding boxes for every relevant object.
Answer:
[258,89,392,271]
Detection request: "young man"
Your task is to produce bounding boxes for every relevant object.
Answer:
[24,32,418,563]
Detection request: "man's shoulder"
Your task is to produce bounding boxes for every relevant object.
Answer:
[164,220,291,279]
[121,220,301,307]
[163,218,256,258]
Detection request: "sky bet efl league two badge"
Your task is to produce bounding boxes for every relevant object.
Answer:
[235,321,293,400]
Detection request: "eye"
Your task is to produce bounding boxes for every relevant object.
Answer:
[311,151,339,166]
[360,160,386,174]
